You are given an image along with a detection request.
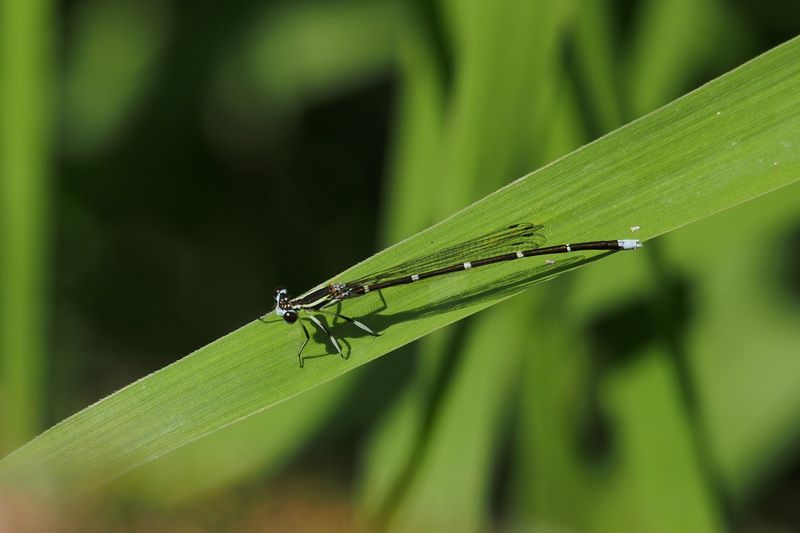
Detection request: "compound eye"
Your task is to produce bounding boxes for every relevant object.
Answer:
[283,311,298,324]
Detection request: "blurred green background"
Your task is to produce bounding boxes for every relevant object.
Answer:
[1,0,799,530]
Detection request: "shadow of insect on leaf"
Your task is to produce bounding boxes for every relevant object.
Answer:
[576,275,694,466]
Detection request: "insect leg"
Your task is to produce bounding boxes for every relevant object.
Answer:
[315,308,381,337]
[306,314,345,359]
[298,322,311,368]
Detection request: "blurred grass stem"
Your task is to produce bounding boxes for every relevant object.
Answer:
[0,0,53,452]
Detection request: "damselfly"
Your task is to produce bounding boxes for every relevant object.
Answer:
[272,223,642,367]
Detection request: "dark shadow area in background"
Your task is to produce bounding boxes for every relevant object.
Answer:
[580,275,693,466]
[775,221,800,307]
[743,449,800,530]
[561,34,619,142]
[408,0,452,93]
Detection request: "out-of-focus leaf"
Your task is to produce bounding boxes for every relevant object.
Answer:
[63,0,170,156]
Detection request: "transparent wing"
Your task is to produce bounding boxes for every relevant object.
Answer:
[342,223,546,287]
